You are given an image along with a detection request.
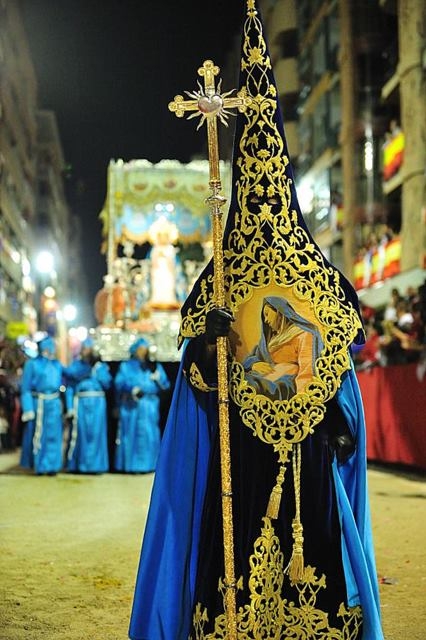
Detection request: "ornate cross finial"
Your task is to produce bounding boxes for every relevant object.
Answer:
[169,59,251,130]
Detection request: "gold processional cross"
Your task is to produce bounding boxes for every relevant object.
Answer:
[169,60,251,640]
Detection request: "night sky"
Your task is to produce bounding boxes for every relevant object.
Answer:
[21,1,245,324]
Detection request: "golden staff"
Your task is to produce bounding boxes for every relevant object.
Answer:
[169,60,250,639]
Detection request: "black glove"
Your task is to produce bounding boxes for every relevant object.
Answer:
[332,433,356,464]
[205,308,234,345]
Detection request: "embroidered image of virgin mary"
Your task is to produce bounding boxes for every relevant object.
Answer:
[243,296,323,401]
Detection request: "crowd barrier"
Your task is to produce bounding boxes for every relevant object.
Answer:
[357,363,426,470]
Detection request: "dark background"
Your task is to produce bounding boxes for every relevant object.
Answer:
[21,0,244,324]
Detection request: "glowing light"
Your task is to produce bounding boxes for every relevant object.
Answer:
[43,286,56,298]
[44,298,57,312]
[22,258,31,276]
[297,182,314,213]
[35,251,55,274]
[63,304,77,323]
[75,326,88,342]
[364,141,373,172]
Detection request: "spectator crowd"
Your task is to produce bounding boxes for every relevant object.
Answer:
[353,282,426,371]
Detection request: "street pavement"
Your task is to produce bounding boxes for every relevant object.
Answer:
[0,450,425,639]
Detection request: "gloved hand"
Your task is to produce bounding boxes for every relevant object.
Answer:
[21,410,35,423]
[326,399,356,465]
[131,386,143,400]
[150,369,161,382]
[332,433,356,464]
[205,307,234,345]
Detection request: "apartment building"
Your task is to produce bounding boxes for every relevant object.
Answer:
[0,0,38,335]
[0,2,78,341]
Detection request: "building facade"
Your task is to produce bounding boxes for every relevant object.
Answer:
[0,0,38,336]
[0,2,78,348]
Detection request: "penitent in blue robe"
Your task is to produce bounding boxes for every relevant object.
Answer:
[20,355,64,475]
[64,360,112,473]
[128,342,384,640]
[114,359,170,473]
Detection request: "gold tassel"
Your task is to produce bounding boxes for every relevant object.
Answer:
[266,464,286,520]
[287,518,304,583]
[285,443,305,584]
[266,483,282,519]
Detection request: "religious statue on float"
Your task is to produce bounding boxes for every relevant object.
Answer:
[147,216,186,311]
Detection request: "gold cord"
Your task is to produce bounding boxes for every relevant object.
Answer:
[285,443,305,583]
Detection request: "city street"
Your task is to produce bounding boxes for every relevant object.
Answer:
[0,451,425,640]
[2,3,425,639]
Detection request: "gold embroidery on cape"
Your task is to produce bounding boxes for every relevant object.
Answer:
[177,2,362,460]
[187,362,218,392]
[191,518,363,640]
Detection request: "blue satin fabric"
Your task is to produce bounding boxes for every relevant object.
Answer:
[129,349,216,639]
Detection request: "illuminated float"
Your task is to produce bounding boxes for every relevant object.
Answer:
[93,158,230,361]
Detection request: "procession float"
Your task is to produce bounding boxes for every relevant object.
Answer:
[92,158,230,362]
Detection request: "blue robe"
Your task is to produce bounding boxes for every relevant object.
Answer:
[129,343,383,640]
[114,359,170,473]
[64,360,112,473]
[20,355,64,475]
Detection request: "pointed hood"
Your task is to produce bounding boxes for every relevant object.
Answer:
[130,337,149,356]
[180,0,363,426]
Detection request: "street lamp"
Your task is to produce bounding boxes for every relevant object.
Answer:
[35,250,55,275]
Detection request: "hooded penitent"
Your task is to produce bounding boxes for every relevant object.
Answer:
[37,336,56,357]
[129,337,149,356]
[129,2,383,639]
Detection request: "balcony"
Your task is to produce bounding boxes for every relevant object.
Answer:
[381,68,400,101]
